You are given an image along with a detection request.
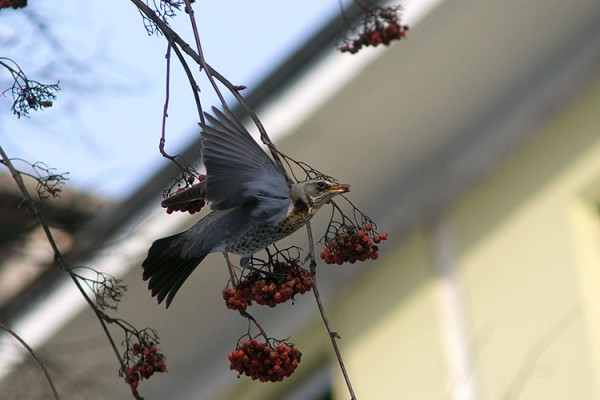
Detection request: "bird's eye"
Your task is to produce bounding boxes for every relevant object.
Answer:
[317,181,326,189]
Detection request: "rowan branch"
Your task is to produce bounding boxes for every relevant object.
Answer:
[0,145,157,399]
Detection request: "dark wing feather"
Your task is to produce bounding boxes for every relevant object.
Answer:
[201,107,291,224]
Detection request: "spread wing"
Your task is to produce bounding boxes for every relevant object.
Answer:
[201,107,291,224]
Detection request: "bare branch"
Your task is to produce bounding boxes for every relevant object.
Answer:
[170,42,204,125]
[306,221,357,399]
[0,57,60,118]
[0,322,60,400]
[129,0,289,177]
[0,145,163,399]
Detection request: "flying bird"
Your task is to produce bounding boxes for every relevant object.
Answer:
[142,107,349,307]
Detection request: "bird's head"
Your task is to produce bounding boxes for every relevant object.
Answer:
[292,179,350,210]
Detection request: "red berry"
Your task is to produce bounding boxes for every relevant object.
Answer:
[124,342,167,390]
[228,340,301,382]
[323,223,388,265]
[223,261,313,310]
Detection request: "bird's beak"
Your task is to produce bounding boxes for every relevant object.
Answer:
[328,184,350,194]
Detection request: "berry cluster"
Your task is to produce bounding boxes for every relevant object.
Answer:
[340,8,408,54]
[124,343,167,391]
[223,261,314,311]
[321,223,388,265]
[164,174,207,214]
[228,339,302,382]
[0,0,27,9]
[222,285,250,311]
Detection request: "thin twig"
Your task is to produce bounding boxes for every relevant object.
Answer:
[0,146,64,267]
[305,222,357,399]
[66,273,126,371]
[0,322,61,400]
[129,0,289,177]
[182,0,227,108]
[171,42,204,125]
[223,253,238,286]
[159,41,177,161]
[239,310,270,342]
[305,222,318,275]
[0,145,125,370]
[158,41,194,179]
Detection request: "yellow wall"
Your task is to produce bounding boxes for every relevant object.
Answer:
[451,79,600,399]
[451,82,600,399]
[330,232,447,400]
[330,80,600,399]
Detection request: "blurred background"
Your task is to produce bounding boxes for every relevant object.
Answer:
[1,0,599,399]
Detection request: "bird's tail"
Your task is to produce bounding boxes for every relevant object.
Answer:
[142,233,206,308]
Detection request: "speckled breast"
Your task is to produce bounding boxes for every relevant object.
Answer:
[224,206,314,256]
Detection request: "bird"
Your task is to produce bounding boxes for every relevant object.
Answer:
[142,107,349,307]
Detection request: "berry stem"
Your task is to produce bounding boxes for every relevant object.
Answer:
[157,41,196,170]
[223,253,238,286]
[305,221,317,275]
[159,42,176,162]
[305,222,357,399]
[181,0,227,108]
[170,41,204,125]
[239,310,270,343]
[311,273,357,399]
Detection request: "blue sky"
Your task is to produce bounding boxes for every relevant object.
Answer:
[0,0,346,200]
